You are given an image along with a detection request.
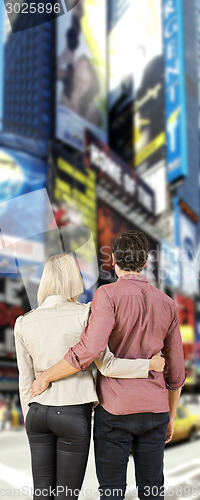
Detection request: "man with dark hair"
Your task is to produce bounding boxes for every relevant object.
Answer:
[112,230,149,272]
[31,230,185,500]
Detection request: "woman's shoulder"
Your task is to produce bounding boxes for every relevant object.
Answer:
[74,301,92,325]
[14,309,35,335]
[58,300,91,312]
[22,301,91,318]
[15,301,92,327]
[76,301,92,309]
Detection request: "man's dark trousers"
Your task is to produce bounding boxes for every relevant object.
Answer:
[94,404,170,500]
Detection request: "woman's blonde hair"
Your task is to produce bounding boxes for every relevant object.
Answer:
[37,254,83,306]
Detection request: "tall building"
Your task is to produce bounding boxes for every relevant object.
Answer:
[2,16,55,144]
[163,0,199,213]
[163,0,200,386]
[175,0,199,217]
[197,0,200,130]
[197,0,200,238]
[0,13,55,402]
[0,4,4,133]
[163,0,199,268]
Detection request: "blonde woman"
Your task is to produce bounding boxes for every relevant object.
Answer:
[14,254,164,500]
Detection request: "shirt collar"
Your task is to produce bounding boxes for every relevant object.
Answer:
[40,295,67,308]
[119,273,148,283]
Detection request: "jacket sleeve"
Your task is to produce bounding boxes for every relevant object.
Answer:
[14,316,35,420]
[162,304,186,391]
[94,346,149,378]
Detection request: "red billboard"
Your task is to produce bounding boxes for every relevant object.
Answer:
[175,294,195,384]
[98,200,159,287]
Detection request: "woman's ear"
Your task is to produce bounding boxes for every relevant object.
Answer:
[112,253,116,266]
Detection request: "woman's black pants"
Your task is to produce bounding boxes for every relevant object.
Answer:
[25,402,93,500]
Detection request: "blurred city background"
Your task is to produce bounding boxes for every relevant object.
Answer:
[0,0,200,498]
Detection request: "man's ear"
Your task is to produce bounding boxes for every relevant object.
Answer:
[112,253,116,266]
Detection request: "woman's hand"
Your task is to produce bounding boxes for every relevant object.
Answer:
[149,353,165,372]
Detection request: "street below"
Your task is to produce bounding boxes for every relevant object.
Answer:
[0,426,199,500]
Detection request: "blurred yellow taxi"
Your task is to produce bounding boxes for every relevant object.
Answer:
[170,405,200,444]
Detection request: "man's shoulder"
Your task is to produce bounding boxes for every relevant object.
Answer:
[92,282,118,305]
[151,285,177,312]
[94,281,178,313]
[95,281,117,296]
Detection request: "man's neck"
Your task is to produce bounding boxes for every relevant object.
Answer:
[117,270,142,278]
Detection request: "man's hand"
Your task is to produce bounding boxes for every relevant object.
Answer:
[165,417,174,444]
[31,372,49,399]
[166,388,181,443]
[30,358,80,400]
[149,352,165,372]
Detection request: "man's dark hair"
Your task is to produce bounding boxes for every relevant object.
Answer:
[112,230,149,272]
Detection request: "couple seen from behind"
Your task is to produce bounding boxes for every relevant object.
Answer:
[14,230,185,500]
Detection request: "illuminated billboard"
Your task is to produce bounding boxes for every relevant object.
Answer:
[108,0,165,172]
[160,241,180,289]
[85,130,155,216]
[174,198,198,295]
[51,146,97,301]
[56,0,107,151]
[0,148,48,276]
[163,0,188,182]
[175,294,195,384]
[0,277,29,359]
[175,295,195,345]
[195,296,200,372]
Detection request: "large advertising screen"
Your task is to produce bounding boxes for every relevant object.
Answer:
[160,241,180,289]
[56,0,107,151]
[194,296,200,373]
[175,294,195,384]
[0,277,29,360]
[0,148,48,277]
[179,209,198,295]
[163,0,188,182]
[98,199,159,288]
[85,130,155,216]
[51,146,98,301]
[108,0,165,172]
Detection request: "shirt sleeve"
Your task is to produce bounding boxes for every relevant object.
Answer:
[94,346,149,378]
[162,304,186,391]
[14,316,35,420]
[64,287,115,370]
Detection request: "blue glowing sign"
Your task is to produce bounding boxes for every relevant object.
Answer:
[163,0,188,182]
